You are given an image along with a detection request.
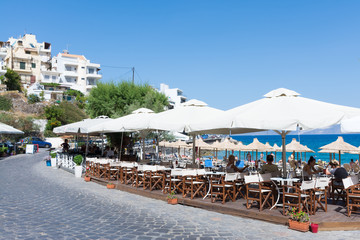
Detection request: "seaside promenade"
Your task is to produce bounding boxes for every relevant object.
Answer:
[0,150,359,240]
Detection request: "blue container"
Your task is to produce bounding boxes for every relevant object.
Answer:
[46,160,51,166]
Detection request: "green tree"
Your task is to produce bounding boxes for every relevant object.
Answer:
[0,113,39,137]
[39,91,45,101]
[3,69,22,92]
[28,94,40,104]
[86,81,168,118]
[0,96,12,111]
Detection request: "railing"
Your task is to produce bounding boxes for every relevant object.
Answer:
[56,153,76,169]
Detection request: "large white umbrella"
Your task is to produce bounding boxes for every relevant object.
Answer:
[0,122,24,134]
[53,116,111,135]
[87,108,154,133]
[189,88,360,176]
[148,99,225,163]
[341,116,360,133]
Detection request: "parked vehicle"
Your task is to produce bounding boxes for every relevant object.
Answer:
[20,137,52,148]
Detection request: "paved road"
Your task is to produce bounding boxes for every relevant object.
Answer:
[0,150,358,240]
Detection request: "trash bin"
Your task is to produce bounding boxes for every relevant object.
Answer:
[46,160,51,166]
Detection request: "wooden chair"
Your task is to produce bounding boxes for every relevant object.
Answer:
[121,162,136,185]
[330,178,346,203]
[182,169,206,199]
[245,173,274,211]
[313,177,330,213]
[167,169,184,194]
[283,180,315,215]
[143,165,164,191]
[210,173,237,204]
[134,165,145,188]
[343,175,360,217]
[105,162,121,181]
[234,173,246,199]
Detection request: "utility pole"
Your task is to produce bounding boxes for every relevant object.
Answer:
[132,67,135,84]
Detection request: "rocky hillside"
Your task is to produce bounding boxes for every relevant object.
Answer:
[0,91,48,116]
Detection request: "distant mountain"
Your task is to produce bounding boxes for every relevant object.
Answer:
[237,124,351,136]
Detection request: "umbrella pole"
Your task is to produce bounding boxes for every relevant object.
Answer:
[119,132,123,161]
[142,135,146,161]
[339,150,341,166]
[276,130,289,178]
[192,135,196,165]
[85,134,89,156]
[239,150,241,161]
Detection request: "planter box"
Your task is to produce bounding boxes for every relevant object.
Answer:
[84,176,91,182]
[288,219,309,232]
[74,166,82,178]
[51,157,57,168]
[107,184,115,189]
[167,198,178,205]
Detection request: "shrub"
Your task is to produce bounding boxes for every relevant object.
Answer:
[73,154,83,166]
[28,94,40,104]
[0,96,12,111]
[50,152,57,158]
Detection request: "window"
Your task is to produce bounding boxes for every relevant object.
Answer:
[45,75,50,79]
[25,51,31,54]
[20,62,25,69]
[81,66,85,69]
[52,76,56,80]
[88,68,94,74]
[32,63,36,68]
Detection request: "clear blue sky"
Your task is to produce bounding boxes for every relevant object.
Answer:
[2,0,360,110]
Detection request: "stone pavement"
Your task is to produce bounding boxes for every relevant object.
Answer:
[0,150,358,240]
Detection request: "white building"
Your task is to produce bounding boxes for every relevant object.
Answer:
[0,41,8,77]
[159,83,187,109]
[52,50,102,95]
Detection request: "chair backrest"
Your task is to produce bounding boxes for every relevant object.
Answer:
[342,177,354,189]
[196,169,206,176]
[315,177,330,189]
[156,165,166,171]
[182,169,197,176]
[171,169,183,176]
[143,165,157,172]
[237,172,246,179]
[343,163,351,172]
[350,175,359,184]
[353,164,360,173]
[225,173,238,182]
[300,180,315,190]
[244,174,259,184]
[204,159,213,168]
[110,162,121,167]
[258,173,272,182]
[137,165,144,171]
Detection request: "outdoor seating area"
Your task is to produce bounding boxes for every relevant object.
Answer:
[77,155,360,227]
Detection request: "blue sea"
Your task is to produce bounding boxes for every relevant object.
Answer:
[215,134,360,164]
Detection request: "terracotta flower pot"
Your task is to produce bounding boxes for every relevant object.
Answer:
[107,184,115,189]
[288,219,309,232]
[84,176,91,182]
[167,198,178,205]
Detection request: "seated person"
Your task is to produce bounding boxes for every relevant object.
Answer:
[106,147,115,158]
[302,156,322,180]
[226,155,248,173]
[259,154,279,177]
[327,161,348,180]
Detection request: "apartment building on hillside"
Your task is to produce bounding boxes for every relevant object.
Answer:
[52,50,102,95]
[4,34,52,87]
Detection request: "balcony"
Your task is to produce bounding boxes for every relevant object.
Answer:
[86,73,102,79]
[63,71,78,77]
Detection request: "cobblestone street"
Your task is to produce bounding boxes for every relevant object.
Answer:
[0,150,358,240]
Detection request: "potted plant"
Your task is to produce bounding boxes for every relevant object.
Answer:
[50,152,57,168]
[287,207,310,232]
[107,182,115,189]
[84,166,91,182]
[73,154,83,178]
[167,190,178,204]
